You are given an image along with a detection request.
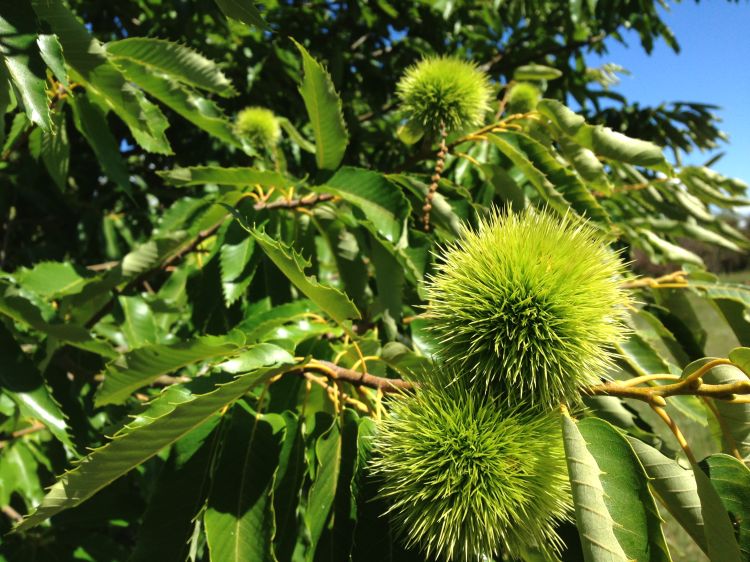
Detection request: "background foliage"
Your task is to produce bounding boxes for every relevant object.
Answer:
[0,0,749,561]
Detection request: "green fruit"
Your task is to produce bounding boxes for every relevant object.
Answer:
[371,378,571,562]
[506,81,541,114]
[425,208,629,408]
[234,106,281,149]
[396,55,493,133]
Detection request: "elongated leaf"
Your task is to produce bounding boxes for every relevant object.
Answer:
[318,166,409,244]
[14,261,88,298]
[561,415,628,562]
[0,5,51,130]
[278,116,315,153]
[628,436,707,554]
[106,38,236,96]
[219,224,257,306]
[158,165,292,190]
[0,324,75,450]
[514,63,562,80]
[538,99,670,172]
[69,93,132,194]
[639,229,704,266]
[487,133,570,215]
[37,33,67,86]
[559,136,611,193]
[14,361,291,532]
[692,461,743,562]
[205,407,286,562]
[495,131,609,222]
[244,227,360,326]
[578,417,670,562]
[214,0,270,30]
[95,332,249,406]
[130,420,221,562]
[292,38,348,171]
[305,417,341,555]
[31,0,171,154]
[273,412,306,561]
[41,107,69,190]
[120,232,189,278]
[700,454,750,559]
[109,57,239,146]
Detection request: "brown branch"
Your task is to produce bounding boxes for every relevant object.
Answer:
[620,270,688,290]
[305,360,414,393]
[1,505,23,523]
[0,422,47,449]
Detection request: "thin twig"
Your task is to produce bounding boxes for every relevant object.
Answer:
[423,123,448,231]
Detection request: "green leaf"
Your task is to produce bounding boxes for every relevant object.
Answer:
[558,136,612,193]
[494,131,609,222]
[242,227,360,327]
[638,229,704,266]
[278,116,315,153]
[292,38,348,171]
[578,417,671,562]
[213,0,270,30]
[31,0,171,154]
[219,225,257,306]
[205,407,286,562]
[130,420,222,562]
[0,323,75,450]
[538,99,670,173]
[513,64,563,81]
[36,33,67,86]
[158,165,292,190]
[318,166,410,244]
[109,57,239,146]
[0,4,51,130]
[692,460,743,562]
[14,362,291,532]
[14,261,87,298]
[487,133,570,216]
[118,295,159,348]
[68,93,132,195]
[627,437,707,555]
[305,417,341,555]
[120,232,189,278]
[41,107,69,190]
[105,38,236,97]
[699,454,750,559]
[94,332,249,406]
[561,415,628,562]
[273,412,306,560]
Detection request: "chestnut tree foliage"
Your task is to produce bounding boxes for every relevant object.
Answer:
[1,1,750,561]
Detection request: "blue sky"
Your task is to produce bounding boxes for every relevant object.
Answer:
[584,1,750,183]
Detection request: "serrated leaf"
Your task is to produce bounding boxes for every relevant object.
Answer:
[69,93,132,195]
[14,362,291,532]
[158,166,292,190]
[317,166,409,244]
[214,0,270,30]
[0,323,75,450]
[14,261,87,298]
[31,0,172,154]
[109,57,239,146]
[627,437,707,555]
[562,415,628,562]
[558,136,611,193]
[41,107,69,190]
[105,38,236,97]
[292,38,348,171]
[538,99,670,173]
[205,407,286,562]
[120,232,189,278]
[130,420,221,562]
[487,133,570,216]
[36,33,67,86]
[0,4,51,130]
[513,63,562,81]
[699,454,750,559]
[118,295,158,348]
[219,225,257,306]
[241,227,360,327]
[95,332,249,406]
[578,417,671,562]
[494,131,609,222]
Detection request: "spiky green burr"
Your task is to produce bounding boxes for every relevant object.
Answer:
[234,106,281,149]
[506,81,541,114]
[425,208,629,408]
[371,379,571,562]
[396,56,493,133]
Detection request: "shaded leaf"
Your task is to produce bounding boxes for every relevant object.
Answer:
[158,165,292,190]
[292,38,348,171]
[214,0,270,31]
